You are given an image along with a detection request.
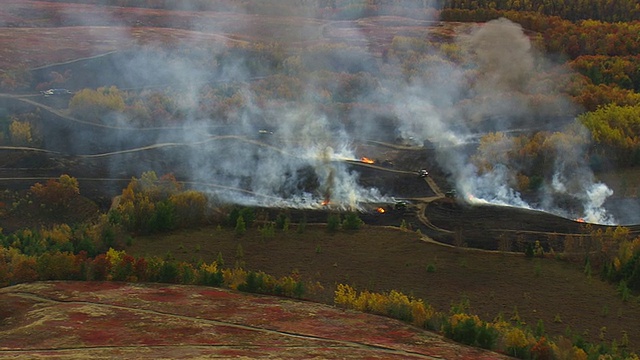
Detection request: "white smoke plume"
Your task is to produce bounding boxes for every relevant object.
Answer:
[389,18,615,224]
[28,2,619,222]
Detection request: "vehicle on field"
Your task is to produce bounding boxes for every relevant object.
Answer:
[41,88,72,96]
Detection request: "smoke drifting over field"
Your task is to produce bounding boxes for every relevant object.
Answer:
[46,3,617,222]
[390,18,614,224]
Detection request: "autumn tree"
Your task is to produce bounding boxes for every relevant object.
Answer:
[30,174,80,210]
[169,190,208,228]
[113,171,208,233]
[8,119,32,145]
[579,104,640,166]
[69,86,126,123]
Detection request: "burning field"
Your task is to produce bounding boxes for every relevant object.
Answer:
[0,1,637,227]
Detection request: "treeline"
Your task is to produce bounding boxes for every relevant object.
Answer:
[0,245,306,299]
[335,283,636,359]
[442,0,640,22]
[571,56,640,92]
[439,10,640,59]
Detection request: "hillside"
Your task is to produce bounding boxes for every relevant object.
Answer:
[0,281,508,359]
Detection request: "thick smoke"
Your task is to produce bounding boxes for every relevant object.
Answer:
[39,3,619,221]
[389,18,615,224]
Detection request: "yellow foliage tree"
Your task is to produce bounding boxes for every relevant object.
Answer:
[69,86,126,123]
[40,224,72,246]
[503,327,531,355]
[105,248,126,268]
[169,190,207,228]
[9,119,32,145]
[222,267,248,290]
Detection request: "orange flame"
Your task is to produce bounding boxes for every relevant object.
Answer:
[576,218,585,223]
[321,199,330,206]
[360,157,375,164]
[376,207,386,214]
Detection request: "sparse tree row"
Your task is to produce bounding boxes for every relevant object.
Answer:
[0,246,306,299]
[334,284,631,359]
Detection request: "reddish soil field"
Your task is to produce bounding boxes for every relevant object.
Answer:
[0,281,509,359]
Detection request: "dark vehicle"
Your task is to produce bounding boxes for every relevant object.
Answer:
[445,189,457,198]
[41,88,72,96]
[418,169,429,178]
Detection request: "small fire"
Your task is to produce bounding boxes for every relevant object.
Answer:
[376,207,386,214]
[321,199,330,206]
[576,218,585,223]
[360,157,375,164]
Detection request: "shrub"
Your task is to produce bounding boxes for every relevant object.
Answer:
[259,222,276,239]
[222,267,248,290]
[239,208,255,228]
[158,259,179,283]
[524,242,535,258]
[530,336,553,360]
[327,213,341,232]
[197,261,223,287]
[275,213,290,230]
[443,313,498,350]
[90,254,111,281]
[238,271,266,293]
[386,290,413,322]
[235,215,246,236]
[342,212,364,230]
